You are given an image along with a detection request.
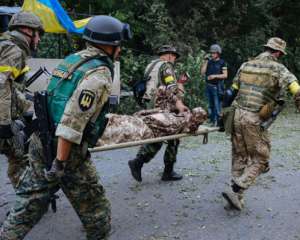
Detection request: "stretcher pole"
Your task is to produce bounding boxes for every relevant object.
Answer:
[89,126,219,152]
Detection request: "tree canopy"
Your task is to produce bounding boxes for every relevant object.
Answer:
[14,0,300,109]
[55,0,300,76]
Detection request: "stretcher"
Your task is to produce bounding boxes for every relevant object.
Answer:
[89,126,219,152]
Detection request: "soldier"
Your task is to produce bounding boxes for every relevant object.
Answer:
[128,45,189,182]
[0,15,131,239]
[98,106,207,146]
[0,11,44,188]
[222,37,300,210]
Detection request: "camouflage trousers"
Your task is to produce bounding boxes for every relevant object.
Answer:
[0,134,111,240]
[136,139,180,166]
[231,108,271,189]
[0,139,28,189]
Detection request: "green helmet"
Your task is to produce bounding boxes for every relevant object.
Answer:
[157,45,180,58]
[83,15,132,46]
[264,37,287,55]
[209,44,222,54]
[8,11,44,34]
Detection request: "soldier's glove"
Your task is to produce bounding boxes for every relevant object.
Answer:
[45,158,67,182]
[294,90,300,111]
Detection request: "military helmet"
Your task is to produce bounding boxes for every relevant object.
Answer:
[157,45,180,58]
[264,37,287,55]
[8,11,44,34]
[209,44,222,54]
[83,15,132,46]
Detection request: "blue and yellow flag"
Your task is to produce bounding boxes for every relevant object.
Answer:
[22,0,90,34]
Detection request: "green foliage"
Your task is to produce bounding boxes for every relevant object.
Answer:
[176,52,207,109]
[37,33,74,58]
[19,0,300,114]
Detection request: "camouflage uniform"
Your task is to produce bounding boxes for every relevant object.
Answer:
[0,30,32,188]
[138,107,207,137]
[0,46,112,240]
[98,113,154,146]
[136,60,182,172]
[231,51,298,188]
[222,38,300,210]
[98,107,207,146]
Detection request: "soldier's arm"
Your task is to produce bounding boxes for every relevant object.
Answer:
[231,63,245,90]
[55,66,112,160]
[160,63,188,112]
[222,65,243,108]
[15,88,31,112]
[0,47,26,137]
[293,87,300,111]
[160,62,177,86]
[0,71,12,125]
[277,65,300,110]
[286,78,300,111]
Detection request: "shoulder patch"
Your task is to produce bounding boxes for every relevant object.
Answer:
[78,89,95,111]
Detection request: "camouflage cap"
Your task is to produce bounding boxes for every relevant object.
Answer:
[264,37,287,55]
[157,45,180,58]
[8,11,44,34]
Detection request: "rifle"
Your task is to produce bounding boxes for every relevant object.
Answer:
[260,100,285,130]
[33,91,58,212]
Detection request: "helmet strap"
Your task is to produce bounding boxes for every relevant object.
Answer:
[30,30,37,52]
[98,45,117,61]
[111,46,119,61]
[16,29,37,52]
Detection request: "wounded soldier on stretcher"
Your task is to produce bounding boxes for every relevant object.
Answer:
[98,107,207,146]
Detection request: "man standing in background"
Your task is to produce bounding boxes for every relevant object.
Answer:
[201,44,228,126]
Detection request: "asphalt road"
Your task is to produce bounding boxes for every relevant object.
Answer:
[1,110,300,240]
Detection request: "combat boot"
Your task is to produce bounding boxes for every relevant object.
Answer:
[262,162,270,174]
[128,159,144,182]
[161,163,183,181]
[222,189,243,211]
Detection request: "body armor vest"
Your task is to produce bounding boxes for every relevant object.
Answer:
[47,53,113,147]
[235,60,280,112]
